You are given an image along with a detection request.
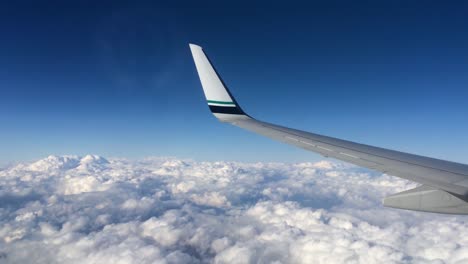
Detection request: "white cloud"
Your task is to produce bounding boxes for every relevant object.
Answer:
[191,192,231,208]
[0,155,467,263]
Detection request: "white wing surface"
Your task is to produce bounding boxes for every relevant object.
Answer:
[189,43,468,214]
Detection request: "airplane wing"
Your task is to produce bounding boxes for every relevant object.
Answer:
[189,43,468,214]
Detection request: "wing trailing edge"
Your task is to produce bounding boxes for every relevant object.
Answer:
[384,185,468,214]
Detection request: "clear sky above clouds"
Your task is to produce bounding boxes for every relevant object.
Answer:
[1,1,468,165]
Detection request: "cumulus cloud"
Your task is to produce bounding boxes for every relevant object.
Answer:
[0,155,467,263]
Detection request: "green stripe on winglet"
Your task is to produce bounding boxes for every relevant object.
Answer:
[207,100,235,105]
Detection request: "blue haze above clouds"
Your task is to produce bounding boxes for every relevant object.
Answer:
[1,1,468,165]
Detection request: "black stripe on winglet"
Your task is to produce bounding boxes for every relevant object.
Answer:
[209,105,246,115]
[201,49,250,117]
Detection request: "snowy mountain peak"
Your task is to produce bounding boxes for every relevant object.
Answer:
[80,155,109,165]
[25,155,109,172]
[75,155,109,172]
[28,155,81,171]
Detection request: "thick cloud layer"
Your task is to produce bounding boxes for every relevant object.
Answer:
[1,155,467,263]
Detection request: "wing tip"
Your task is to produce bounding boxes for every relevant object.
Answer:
[189,43,202,50]
[189,43,251,121]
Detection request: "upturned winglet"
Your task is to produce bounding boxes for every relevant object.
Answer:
[189,44,249,122]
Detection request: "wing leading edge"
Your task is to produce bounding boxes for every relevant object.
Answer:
[189,43,468,214]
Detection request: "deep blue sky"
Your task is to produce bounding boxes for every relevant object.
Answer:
[1,1,468,165]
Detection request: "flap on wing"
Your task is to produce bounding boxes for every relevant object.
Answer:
[383,185,468,214]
